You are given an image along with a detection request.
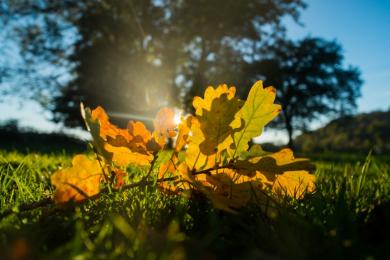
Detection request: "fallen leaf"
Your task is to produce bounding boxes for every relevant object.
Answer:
[273,171,316,199]
[51,155,103,203]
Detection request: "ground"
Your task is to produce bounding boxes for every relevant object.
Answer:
[0,149,389,259]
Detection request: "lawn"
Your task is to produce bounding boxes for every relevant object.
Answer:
[0,149,389,259]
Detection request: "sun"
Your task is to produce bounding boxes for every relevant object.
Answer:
[173,108,183,125]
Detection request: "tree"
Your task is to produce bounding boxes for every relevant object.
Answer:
[0,1,76,103]
[164,0,305,110]
[0,0,306,127]
[52,0,172,126]
[244,37,362,147]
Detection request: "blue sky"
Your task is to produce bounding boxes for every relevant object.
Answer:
[1,0,389,142]
[285,0,390,112]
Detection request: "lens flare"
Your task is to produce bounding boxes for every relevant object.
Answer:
[173,109,182,125]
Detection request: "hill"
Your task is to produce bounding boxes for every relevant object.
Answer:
[295,110,390,154]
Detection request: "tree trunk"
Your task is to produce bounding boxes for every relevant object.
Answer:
[286,123,294,148]
[187,38,208,111]
[284,114,294,148]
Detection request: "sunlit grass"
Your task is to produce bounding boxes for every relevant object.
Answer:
[0,150,389,259]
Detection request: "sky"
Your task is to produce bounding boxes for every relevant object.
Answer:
[285,0,390,113]
[1,0,390,142]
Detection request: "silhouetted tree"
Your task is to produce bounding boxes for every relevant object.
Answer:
[164,0,305,109]
[53,0,173,126]
[245,37,362,147]
[0,0,305,126]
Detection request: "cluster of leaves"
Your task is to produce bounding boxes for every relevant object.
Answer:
[51,81,316,212]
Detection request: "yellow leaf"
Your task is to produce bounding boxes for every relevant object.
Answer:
[235,148,314,179]
[233,148,316,199]
[198,93,242,155]
[232,81,281,157]
[272,171,316,199]
[192,84,236,116]
[193,148,316,211]
[77,81,316,214]
[174,115,192,152]
[51,155,103,203]
[199,169,268,213]
[232,147,315,189]
[186,84,242,170]
[185,117,208,170]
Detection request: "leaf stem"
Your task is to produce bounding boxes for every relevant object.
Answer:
[141,152,158,182]
[191,164,234,176]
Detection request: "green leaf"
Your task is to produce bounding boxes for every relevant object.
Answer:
[231,81,281,157]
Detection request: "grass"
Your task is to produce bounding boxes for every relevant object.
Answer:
[0,149,389,259]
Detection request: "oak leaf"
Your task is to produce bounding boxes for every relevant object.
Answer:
[153,108,177,139]
[232,81,281,157]
[51,155,103,203]
[234,148,316,199]
[174,115,193,152]
[157,156,192,195]
[185,117,208,170]
[186,84,242,170]
[192,84,236,116]
[272,171,316,199]
[82,105,153,166]
[76,80,317,213]
[199,169,268,213]
[91,106,132,141]
[186,148,315,211]
[81,105,113,161]
[235,148,314,177]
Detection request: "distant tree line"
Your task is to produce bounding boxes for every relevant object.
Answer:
[295,110,390,154]
[0,119,85,153]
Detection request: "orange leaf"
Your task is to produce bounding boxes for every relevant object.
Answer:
[272,171,316,199]
[82,105,155,167]
[92,106,132,142]
[105,144,152,166]
[51,155,103,203]
[113,169,126,189]
[128,121,152,143]
[154,108,177,139]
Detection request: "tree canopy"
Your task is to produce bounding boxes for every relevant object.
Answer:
[0,0,305,126]
[1,1,363,148]
[245,37,362,146]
